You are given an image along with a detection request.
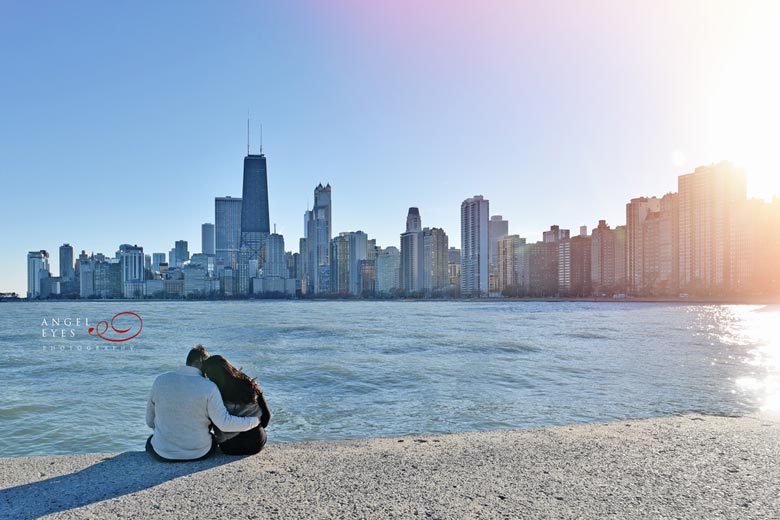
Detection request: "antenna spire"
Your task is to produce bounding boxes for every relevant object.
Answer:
[260,124,264,155]
[247,113,250,155]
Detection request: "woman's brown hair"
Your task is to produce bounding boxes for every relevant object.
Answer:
[202,355,260,404]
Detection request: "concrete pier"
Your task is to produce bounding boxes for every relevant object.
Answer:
[1,414,778,519]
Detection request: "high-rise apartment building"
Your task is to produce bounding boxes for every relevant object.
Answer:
[460,195,489,297]
[522,241,558,297]
[543,225,570,244]
[559,235,592,297]
[614,225,626,293]
[640,193,679,295]
[730,196,780,295]
[591,220,618,295]
[626,196,661,294]
[422,227,449,294]
[678,161,747,294]
[497,235,525,294]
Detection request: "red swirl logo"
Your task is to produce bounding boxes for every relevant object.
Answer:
[88,312,143,343]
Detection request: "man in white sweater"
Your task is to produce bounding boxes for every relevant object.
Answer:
[145,345,260,461]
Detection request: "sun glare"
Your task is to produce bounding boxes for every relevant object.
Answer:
[734,306,780,413]
[704,2,780,200]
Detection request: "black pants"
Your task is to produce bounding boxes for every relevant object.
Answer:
[145,435,217,462]
[219,426,267,455]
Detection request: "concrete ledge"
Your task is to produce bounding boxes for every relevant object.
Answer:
[2,414,779,519]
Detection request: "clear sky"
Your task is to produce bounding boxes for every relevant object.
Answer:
[2,1,779,295]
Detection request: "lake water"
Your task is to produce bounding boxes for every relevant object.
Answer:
[1,301,778,457]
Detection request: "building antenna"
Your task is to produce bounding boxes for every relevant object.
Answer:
[260,124,263,155]
[274,223,276,234]
[247,113,250,155]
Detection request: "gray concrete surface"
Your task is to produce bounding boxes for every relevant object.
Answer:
[1,414,779,519]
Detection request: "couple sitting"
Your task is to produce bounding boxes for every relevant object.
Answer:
[145,345,271,461]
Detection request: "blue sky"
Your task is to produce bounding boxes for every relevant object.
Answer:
[2,1,778,295]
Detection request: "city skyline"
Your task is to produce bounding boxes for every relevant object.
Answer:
[20,150,779,300]
[12,153,780,295]
[3,2,780,295]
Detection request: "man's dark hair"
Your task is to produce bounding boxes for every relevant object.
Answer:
[186,345,210,368]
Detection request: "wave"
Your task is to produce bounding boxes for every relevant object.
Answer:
[558,331,611,340]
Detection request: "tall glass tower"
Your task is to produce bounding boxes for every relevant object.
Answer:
[215,196,242,271]
[304,183,332,294]
[240,151,270,271]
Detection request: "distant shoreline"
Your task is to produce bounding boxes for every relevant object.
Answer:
[4,296,780,305]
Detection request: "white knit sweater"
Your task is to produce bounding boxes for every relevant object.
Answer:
[146,366,259,460]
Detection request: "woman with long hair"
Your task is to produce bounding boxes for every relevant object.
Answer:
[202,355,271,455]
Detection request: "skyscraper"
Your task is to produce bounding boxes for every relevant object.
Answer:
[641,193,679,295]
[460,195,489,297]
[375,246,400,294]
[626,196,661,294]
[304,183,332,294]
[79,256,95,298]
[240,149,271,267]
[329,233,350,295]
[488,215,509,269]
[202,223,215,256]
[215,196,242,271]
[561,234,592,297]
[118,244,145,298]
[488,215,509,295]
[591,220,617,295]
[678,161,746,295]
[523,241,558,296]
[27,250,49,299]
[152,252,166,272]
[730,196,780,295]
[264,233,286,279]
[174,240,189,267]
[59,243,74,281]
[614,225,626,293]
[347,231,368,296]
[543,225,570,243]
[406,207,421,233]
[358,259,376,296]
[422,227,449,294]
[74,250,88,277]
[448,247,461,292]
[497,235,526,294]
[400,207,424,294]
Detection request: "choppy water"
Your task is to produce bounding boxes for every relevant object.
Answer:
[1,301,778,457]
